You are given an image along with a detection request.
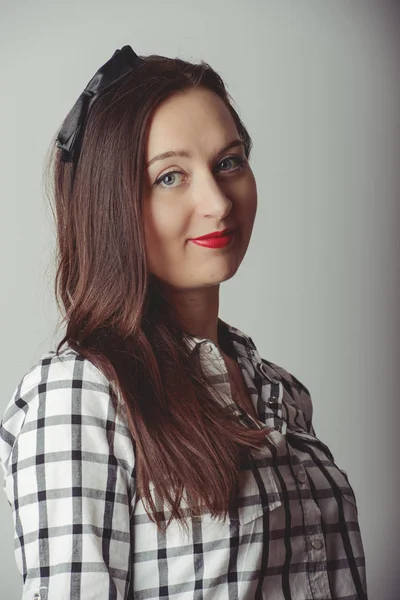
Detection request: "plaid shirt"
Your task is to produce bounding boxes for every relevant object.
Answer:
[0,318,367,600]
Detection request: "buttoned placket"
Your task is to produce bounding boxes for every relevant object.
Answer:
[291,461,332,598]
[255,354,333,599]
[200,335,332,599]
[200,341,266,431]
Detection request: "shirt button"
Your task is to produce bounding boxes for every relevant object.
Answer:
[273,425,280,431]
[205,343,213,353]
[311,538,323,550]
[268,395,278,405]
[297,469,307,484]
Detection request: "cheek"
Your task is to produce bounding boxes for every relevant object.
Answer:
[143,202,185,250]
[237,177,257,223]
[248,174,258,214]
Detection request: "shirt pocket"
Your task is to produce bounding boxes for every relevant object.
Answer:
[287,430,359,512]
[200,463,282,527]
[311,444,358,511]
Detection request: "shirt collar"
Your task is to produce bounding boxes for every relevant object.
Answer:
[182,317,262,365]
[182,317,285,434]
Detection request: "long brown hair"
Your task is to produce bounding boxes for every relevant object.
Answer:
[43,52,271,533]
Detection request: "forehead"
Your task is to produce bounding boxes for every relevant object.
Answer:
[145,88,238,157]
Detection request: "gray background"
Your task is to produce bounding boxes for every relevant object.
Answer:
[1,1,399,598]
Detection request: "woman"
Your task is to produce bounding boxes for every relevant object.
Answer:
[0,46,367,599]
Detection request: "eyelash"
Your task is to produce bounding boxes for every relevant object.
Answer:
[153,155,247,189]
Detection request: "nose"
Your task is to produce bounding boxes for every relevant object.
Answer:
[192,170,233,218]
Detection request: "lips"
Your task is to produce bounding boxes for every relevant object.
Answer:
[191,228,234,241]
[190,230,235,249]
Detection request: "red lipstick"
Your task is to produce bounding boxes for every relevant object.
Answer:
[190,228,235,249]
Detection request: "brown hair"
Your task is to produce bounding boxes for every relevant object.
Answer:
[44,52,272,534]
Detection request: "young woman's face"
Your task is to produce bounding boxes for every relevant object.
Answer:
[142,87,257,291]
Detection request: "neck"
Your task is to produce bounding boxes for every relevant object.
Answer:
[158,280,222,347]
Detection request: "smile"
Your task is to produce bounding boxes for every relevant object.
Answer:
[190,231,235,249]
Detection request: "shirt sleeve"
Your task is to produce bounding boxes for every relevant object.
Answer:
[0,350,136,600]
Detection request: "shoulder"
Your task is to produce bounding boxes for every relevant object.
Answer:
[258,356,314,424]
[237,326,312,402]
[259,357,311,396]
[0,347,136,593]
[0,345,133,477]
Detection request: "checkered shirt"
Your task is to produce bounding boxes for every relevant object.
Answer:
[0,319,367,599]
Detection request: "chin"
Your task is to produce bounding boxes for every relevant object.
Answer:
[206,265,241,287]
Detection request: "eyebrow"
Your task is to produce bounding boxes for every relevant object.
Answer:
[145,138,245,169]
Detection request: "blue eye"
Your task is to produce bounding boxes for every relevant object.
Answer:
[155,171,182,188]
[218,156,244,171]
[153,155,247,189]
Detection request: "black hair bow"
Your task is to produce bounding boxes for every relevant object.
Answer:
[56,45,144,165]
